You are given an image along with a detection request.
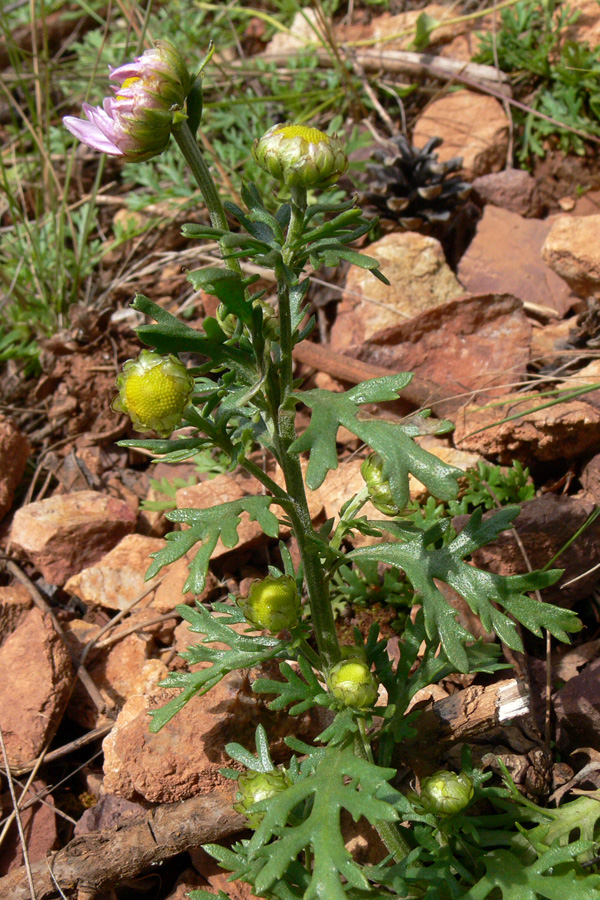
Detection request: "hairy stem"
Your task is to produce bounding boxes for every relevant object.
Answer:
[271,186,341,671]
[355,720,412,861]
[172,120,240,275]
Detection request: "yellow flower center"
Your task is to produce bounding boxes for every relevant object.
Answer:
[276,125,329,144]
[116,76,141,100]
[124,366,183,422]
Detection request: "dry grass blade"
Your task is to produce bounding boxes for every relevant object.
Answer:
[0,723,38,900]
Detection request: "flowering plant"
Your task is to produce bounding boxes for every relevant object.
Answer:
[63,41,191,161]
[63,42,594,900]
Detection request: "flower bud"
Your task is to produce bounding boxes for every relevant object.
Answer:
[361,452,400,517]
[327,658,379,709]
[113,350,194,437]
[63,41,192,162]
[238,575,301,633]
[234,768,292,828]
[253,123,348,189]
[420,771,474,816]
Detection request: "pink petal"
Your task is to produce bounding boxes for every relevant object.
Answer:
[63,114,123,155]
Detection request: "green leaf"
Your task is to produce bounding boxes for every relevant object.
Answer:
[412,11,441,51]
[253,654,329,715]
[290,380,461,508]
[461,845,600,900]
[350,508,578,671]
[226,724,276,773]
[132,294,256,380]
[247,745,400,900]
[186,267,257,327]
[146,495,280,593]
[185,76,204,137]
[148,604,287,732]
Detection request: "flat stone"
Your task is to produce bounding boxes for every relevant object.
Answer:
[64,618,153,729]
[413,91,509,180]
[542,214,600,297]
[9,490,138,585]
[0,584,32,646]
[331,232,464,350]
[65,534,165,611]
[347,293,532,414]
[471,169,542,217]
[454,391,600,463]
[0,416,30,522]
[458,206,578,317]
[0,608,73,767]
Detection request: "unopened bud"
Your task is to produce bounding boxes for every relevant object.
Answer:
[253,123,348,189]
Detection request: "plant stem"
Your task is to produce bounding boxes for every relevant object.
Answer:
[355,720,413,861]
[172,120,240,275]
[272,185,341,671]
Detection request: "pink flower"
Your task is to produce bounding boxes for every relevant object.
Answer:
[63,41,191,162]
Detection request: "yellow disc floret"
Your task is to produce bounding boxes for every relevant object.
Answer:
[113,349,194,437]
[253,121,348,188]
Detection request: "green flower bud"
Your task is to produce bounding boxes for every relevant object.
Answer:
[361,452,400,517]
[253,123,348,189]
[420,771,474,816]
[234,768,292,828]
[238,575,301,633]
[113,349,194,437]
[327,657,379,709]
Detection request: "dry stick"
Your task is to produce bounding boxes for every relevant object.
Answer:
[481,481,552,749]
[0,790,245,900]
[256,46,510,88]
[5,561,109,717]
[0,678,528,900]
[257,46,600,147]
[0,744,49,851]
[0,723,38,900]
[9,724,113,778]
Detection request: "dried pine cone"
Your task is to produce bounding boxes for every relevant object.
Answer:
[361,134,471,232]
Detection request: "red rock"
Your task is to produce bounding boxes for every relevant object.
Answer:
[64,618,152,729]
[64,534,165,611]
[471,169,542,217]
[0,584,32,646]
[542,214,600,297]
[164,867,210,900]
[458,206,578,317]
[74,794,147,836]
[331,232,464,351]
[9,490,138,585]
[0,608,73,767]
[0,416,30,522]
[102,656,327,803]
[564,0,600,47]
[190,851,260,900]
[555,658,600,752]
[454,391,600,462]
[346,293,532,415]
[0,780,59,875]
[412,91,509,180]
[453,493,600,607]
